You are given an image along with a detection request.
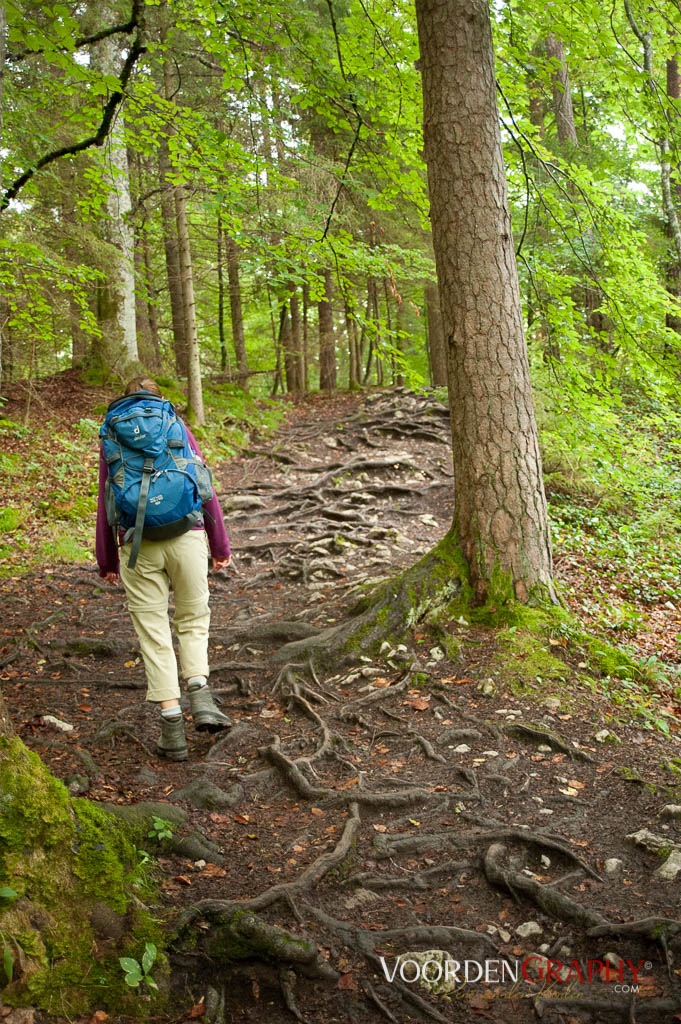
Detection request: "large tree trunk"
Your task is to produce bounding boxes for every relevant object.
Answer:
[415,0,555,605]
[318,268,336,391]
[425,281,447,386]
[93,18,138,371]
[545,33,578,147]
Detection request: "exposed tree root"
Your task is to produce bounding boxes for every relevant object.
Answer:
[344,859,471,891]
[304,905,499,955]
[172,905,338,982]
[484,842,606,929]
[501,722,596,762]
[533,994,680,1019]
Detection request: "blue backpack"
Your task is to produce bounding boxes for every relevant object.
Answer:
[100,391,214,569]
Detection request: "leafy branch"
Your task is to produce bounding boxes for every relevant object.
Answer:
[0,0,147,214]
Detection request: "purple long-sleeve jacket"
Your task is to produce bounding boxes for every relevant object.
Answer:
[96,424,231,577]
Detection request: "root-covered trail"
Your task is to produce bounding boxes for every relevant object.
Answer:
[3,390,681,1023]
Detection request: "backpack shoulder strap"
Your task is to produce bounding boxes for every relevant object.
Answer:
[126,456,155,569]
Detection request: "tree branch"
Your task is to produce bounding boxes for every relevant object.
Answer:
[8,0,144,62]
[1,3,146,213]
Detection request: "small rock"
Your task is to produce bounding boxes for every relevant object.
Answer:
[498,928,511,943]
[344,887,382,911]
[594,729,612,743]
[135,766,159,786]
[194,859,207,869]
[516,921,543,939]
[428,646,445,662]
[41,714,73,732]
[541,855,551,869]
[538,808,554,815]
[655,848,681,881]
[661,805,681,820]
[537,744,553,753]
[379,641,392,655]
[604,952,620,969]
[543,698,560,712]
[664,600,676,610]
[481,750,499,757]
[453,744,471,754]
[538,943,549,953]
[64,773,89,795]
[627,828,679,855]
[530,955,570,981]
[480,680,495,697]
[604,858,623,875]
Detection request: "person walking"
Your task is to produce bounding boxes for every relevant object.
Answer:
[96,377,232,761]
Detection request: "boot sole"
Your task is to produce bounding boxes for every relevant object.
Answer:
[194,719,232,733]
[157,747,188,761]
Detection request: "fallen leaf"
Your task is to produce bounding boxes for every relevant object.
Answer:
[371,677,391,688]
[233,813,250,824]
[567,779,585,789]
[337,973,357,991]
[201,864,227,877]
[310,807,325,816]
[187,1003,206,1018]
[173,875,192,886]
[373,824,387,833]
[88,1013,109,1024]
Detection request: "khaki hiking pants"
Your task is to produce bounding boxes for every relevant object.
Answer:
[119,530,211,703]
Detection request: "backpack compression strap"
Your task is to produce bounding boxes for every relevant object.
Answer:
[126,457,154,570]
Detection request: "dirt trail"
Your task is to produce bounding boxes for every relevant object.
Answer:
[3,390,681,1023]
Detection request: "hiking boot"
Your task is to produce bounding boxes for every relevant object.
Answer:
[188,681,232,732]
[157,713,188,761]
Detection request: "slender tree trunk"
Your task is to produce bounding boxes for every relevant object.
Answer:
[528,39,546,139]
[225,233,249,384]
[281,297,294,392]
[140,218,161,370]
[302,282,310,391]
[415,0,555,604]
[545,33,578,146]
[425,282,447,385]
[217,211,227,372]
[318,268,336,391]
[160,28,203,422]
[0,2,5,198]
[175,182,204,424]
[344,294,360,388]
[158,142,188,376]
[666,55,681,334]
[289,284,303,392]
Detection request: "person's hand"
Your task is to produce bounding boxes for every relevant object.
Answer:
[213,557,231,571]
[104,572,120,586]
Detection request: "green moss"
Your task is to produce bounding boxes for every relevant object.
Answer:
[0,737,167,1015]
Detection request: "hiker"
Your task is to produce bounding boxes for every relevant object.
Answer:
[95,376,232,761]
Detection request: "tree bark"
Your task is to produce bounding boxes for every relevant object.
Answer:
[289,283,303,392]
[225,233,249,383]
[425,281,447,386]
[175,181,204,424]
[318,268,336,391]
[415,0,556,604]
[158,141,188,376]
[545,33,578,147]
[92,13,138,372]
[666,55,681,334]
[217,211,227,372]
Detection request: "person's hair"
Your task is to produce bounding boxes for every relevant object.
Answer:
[125,376,162,397]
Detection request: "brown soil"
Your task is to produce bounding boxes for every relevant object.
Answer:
[2,385,681,1023]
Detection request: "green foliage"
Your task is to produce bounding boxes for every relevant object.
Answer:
[119,943,159,992]
[146,816,174,843]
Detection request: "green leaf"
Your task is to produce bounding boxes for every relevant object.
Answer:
[3,942,13,984]
[0,887,18,907]
[119,957,141,974]
[124,970,142,988]
[142,942,156,975]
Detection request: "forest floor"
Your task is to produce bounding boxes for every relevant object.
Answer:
[3,384,681,1023]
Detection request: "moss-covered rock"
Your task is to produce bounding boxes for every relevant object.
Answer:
[0,736,168,1014]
